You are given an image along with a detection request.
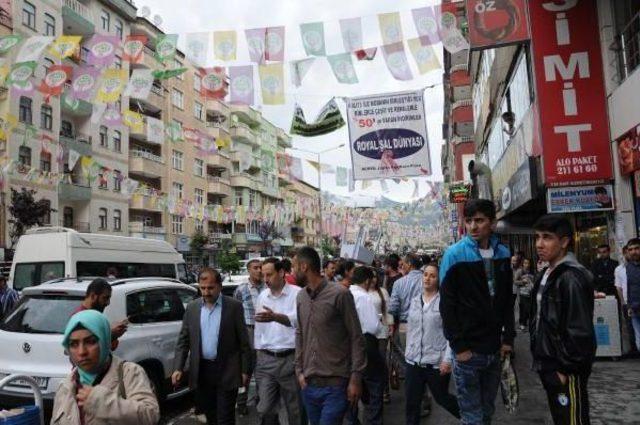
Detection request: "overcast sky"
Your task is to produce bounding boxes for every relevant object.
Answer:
[137,0,444,202]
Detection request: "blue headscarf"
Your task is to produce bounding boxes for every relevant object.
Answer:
[62,310,112,386]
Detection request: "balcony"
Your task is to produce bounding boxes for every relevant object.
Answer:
[101,0,137,21]
[231,104,261,126]
[230,173,255,189]
[278,172,292,186]
[62,0,95,35]
[230,124,257,145]
[131,45,162,70]
[207,152,231,170]
[59,181,91,201]
[450,47,469,69]
[60,220,90,233]
[208,232,233,242]
[129,151,164,178]
[206,99,229,119]
[207,176,232,197]
[61,84,93,117]
[276,127,292,148]
[60,133,92,156]
[130,194,163,212]
[129,222,166,240]
[0,7,12,30]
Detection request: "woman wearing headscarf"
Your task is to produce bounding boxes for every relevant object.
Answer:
[51,310,160,425]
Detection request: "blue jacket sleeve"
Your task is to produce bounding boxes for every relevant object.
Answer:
[439,249,469,354]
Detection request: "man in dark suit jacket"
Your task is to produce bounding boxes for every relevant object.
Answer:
[172,268,251,425]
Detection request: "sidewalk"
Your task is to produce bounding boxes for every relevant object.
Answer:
[167,331,640,424]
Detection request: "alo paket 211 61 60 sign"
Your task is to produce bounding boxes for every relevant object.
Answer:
[529,0,612,186]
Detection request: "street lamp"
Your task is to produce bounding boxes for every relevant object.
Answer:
[287,143,345,247]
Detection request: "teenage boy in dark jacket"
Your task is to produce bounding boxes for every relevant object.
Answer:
[530,215,595,425]
[440,199,515,424]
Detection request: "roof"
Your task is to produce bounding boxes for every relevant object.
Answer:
[21,277,191,296]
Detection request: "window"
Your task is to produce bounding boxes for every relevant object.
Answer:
[171,215,184,234]
[172,182,183,199]
[172,150,183,170]
[9,262,65,291]
[113,210,122,231]
[101,10,110,31]
[40,152,51,172]
[113,170,121,192]
[63,207,73,228]
[98,173,108,189]
[174,59,184,80]
[100,126,108,147]
[195,219,204,233]
[80,47,90,63]
[44,13,55,36]
[113,130,121,152]
[194,158,204,177]
[172,89,184,109]
[77,262,176,281]
[42,58,54,75]
[61,120,73,138]
[235,188,243,206]
[18,146,31,166]
[99,208,108,230]
[19,96,32,124]
[126,289,195,324]
[40,200,51,225]
[115,19,123,40]
[22,1,35,29]
[194,75,201,92]
[194,101,203,120]
[194,188,204,205]
[114,55,122,69]
[249,189,256,207]
[40,105,52,130]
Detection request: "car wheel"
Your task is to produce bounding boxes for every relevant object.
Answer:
[143,366,166,403]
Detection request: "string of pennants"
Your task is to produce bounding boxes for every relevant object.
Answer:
[0,4,467,108]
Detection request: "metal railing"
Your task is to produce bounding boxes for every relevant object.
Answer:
[611,11,640,84]
[60,220,90,233]
[129,222,165,234]
[131,149,164,163]
[63,0,93,22]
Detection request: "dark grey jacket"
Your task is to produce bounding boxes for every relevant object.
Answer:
[174,296,251,390]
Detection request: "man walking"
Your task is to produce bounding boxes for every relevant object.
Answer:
[71,278,127,338]
[294,246,366,425]
[388,254,423,326]
[440,199,515,425]
[0,275,19,320]
[234,259,266,415]
[173,268,251,425]
[591,244,618,295]
[530,215,596,425]
[254,257,302,425]
[323,259,337,283]
[383,254,402,293]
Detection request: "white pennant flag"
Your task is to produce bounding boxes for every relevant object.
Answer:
[68,149,81,170]
[239,152,252,172]
[381,180,389,192]
[146,117,165,145]
[348,169,355,192]
[184,32,209,66]
[122,178,140,196]
[16,36,54,63]
[290,58,315,87]
[124,69,153,100]
[412,180,419,198]
[339,17,363,52]
[91,102,107,124]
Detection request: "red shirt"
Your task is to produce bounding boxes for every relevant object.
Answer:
[71,304,88,316]
[285,273,297,285]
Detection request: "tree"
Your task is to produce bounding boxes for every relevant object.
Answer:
[189,230,209,266]
[257,220,284,255]
[8,188,55,247]
[320,235,338,258]
[218,250,241,274]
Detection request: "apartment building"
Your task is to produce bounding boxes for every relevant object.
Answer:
[286,179,320,248]
[0,0,135,248]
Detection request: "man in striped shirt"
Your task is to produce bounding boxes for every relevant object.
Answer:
[0,276,19,320]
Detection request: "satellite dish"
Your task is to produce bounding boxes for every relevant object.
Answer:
[153,15,163,27]
[140,6,151,18]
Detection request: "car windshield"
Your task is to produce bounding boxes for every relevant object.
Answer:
[0,295,83,334]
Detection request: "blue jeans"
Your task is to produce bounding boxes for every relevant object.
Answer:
[302,384,349,425]
[452,352,501,425]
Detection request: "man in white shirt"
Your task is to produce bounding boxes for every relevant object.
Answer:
[348,266,384,425]
[255,257,302,425]
[615,245,629,305]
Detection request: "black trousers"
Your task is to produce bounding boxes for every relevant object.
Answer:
[539,371,590,425]
[404,362,460,425]
[198,360,239,425]
[519,295,531,326]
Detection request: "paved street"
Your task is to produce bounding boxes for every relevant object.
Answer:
[160,330,640,424]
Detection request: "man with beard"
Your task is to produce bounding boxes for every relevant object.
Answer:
[72,278,127,339]
[294,246,366,425]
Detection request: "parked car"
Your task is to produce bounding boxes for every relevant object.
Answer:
[0,277,197,404]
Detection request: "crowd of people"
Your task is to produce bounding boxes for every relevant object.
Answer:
[6,197,640,425]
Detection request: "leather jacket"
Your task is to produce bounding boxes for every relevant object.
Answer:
[529,253,596,374]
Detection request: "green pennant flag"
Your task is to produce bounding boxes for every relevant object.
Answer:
[0,35,23,55]
[152,67,188,80]
[290,98,345,137]
[155,34,178,63]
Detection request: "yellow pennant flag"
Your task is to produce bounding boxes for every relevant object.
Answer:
[123,110,144,134]
[49,36,82,59]
[0,59,9,85]
[378,12,403,45]
[258,63,285,105]
[215,135,231,149]
[95,69,127,103]
[214,31,237,61]
[307,160,320,171]
[408,38,441,75]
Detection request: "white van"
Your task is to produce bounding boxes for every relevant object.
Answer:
[9,227,189,291]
